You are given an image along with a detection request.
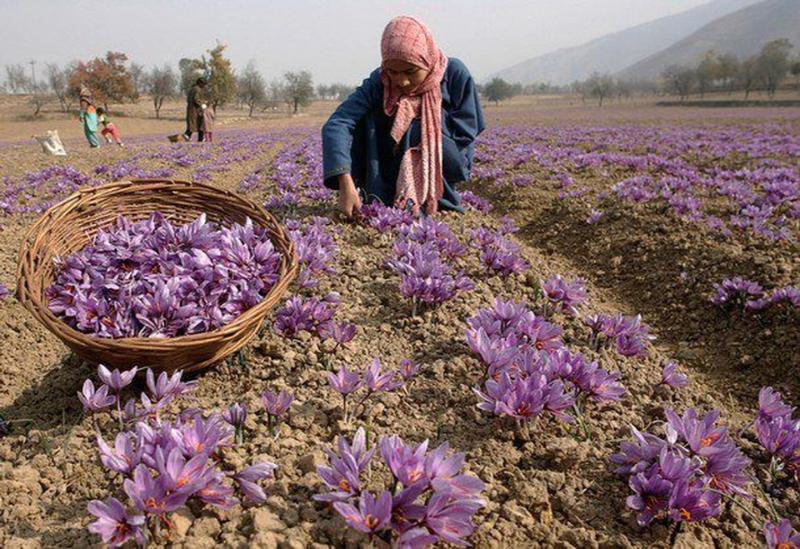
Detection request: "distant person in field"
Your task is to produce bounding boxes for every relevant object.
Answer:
[201,102,216,143]
[97,107,124,147]
[78,87,100,148]
[322,15,485,218]
[184,77,208,142]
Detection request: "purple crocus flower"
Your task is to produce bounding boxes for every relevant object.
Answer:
[233,462,277,505]
[425,442,485,499]
[124,464,188,516]
[764,519,800,549]
[315,429,370,503]
[222,402,248,428]
[333,490,392,534]
[0,283,10,301]
[390,484,428,533]
[398,359,422,382]
[97,432,143,475]
[626,472,672,526]
[380,435,430,487]
[173,414,233,457]
[424,493,484,546]
[261,389,294,419]
[87,497,146,547]
[758,387,795,422]
[660,362,689,389]
[328,364,363,396]
[155,447,210,495]
[78,379,116,412]
[703,443,752,497]
[667,480,721,523]
[146,369,197,404]
[397,527,440,549]
[665,408,727,455]
[319,321,356,346]
[364,358,404,393]
[756,416,800,460]
[541,275,588,316]
[97,365,138,393]
[610,426,666,476]
[195,469,238,509]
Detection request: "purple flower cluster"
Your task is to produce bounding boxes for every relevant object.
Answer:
[46,213,282,339]
[755,387,800,483]
[459,191,493,213]
[469,227,529,278]
[584,312,654,358]
[611,408,751,527]
[83,364,276,546]
[272,292,340,339]
[467,300,624,426]
[285,217,338,290]
[328,358,415,422]
[710,277,764,309]
[315,427,485,547]
[541,275,588,316]
[397,217,467,261]
[471,124,800,243]
[1,165,102,216]
[358,202,415,232]
[387,228,473,312]
[744,285,800,314]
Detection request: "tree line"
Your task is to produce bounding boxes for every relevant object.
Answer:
[482,38,800,106]
[2,43,357,118]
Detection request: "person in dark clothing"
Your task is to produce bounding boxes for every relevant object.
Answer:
[184,77,208,142]
[322,15,485,218]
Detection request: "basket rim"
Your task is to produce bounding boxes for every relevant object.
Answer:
[16,178,298,350]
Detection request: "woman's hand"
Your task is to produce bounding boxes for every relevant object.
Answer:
[337,174,361,220]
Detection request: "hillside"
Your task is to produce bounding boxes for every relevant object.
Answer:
[489,0,761,85]
[618,0,800,81]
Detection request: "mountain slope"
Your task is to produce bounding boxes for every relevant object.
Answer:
[489,0,761,85]
[618,0,800,81]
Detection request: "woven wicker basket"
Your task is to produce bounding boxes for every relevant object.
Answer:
[16,179,298,374]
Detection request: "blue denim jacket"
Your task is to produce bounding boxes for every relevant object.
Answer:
[322,57,485,211]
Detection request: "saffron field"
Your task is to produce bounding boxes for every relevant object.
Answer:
[0,102,798,548]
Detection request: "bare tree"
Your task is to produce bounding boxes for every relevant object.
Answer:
[695,51,718,98]
[792,60,800,92]
[716,53,739,95]
[129,62,145,101]
[662,65,694,101]
[28,82,50,116]
[5,64,31,93]
[756,39,793,98]
[737,57,759,99]
[45,63,71,112]
[236,61,267,117]
[586,72,613,107]
[145,64,178,119]
[283,70,314,113]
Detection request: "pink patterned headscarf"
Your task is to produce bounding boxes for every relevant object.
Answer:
[380,16,448,215]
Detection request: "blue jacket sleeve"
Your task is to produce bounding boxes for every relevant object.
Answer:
[321,70,381,187]
[441,58,485,183]
[442,58,485,150]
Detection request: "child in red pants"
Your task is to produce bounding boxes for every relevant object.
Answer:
[97,108,124,147]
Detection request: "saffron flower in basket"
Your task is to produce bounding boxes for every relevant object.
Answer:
[45,212,283,339]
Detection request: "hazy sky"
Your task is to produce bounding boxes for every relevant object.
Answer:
[1,0,713,84]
